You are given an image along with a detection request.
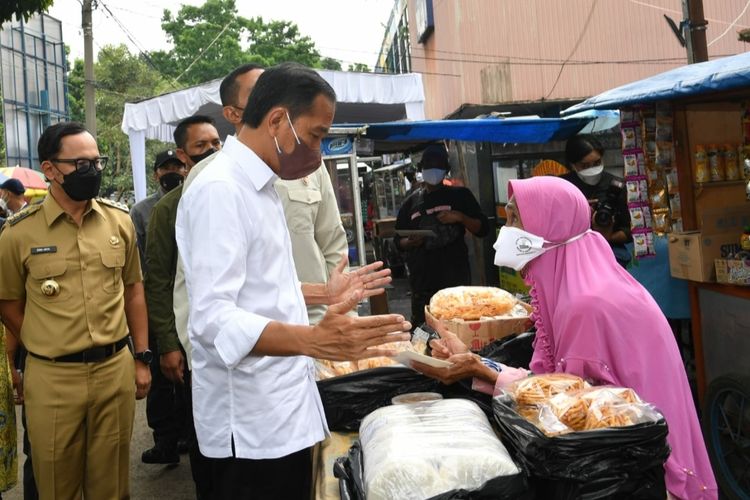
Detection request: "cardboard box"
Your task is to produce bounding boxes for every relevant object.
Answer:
[668,207,750,282]
[715,259,750,286]
[425,304,532,352]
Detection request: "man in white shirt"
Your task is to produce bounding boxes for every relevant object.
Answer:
[175,62,411,499]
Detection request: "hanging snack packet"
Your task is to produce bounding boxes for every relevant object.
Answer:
[666,170,680,194]
[642,206,653,227]
[626,181,641,203]
[629,207,645,229]
[634,233,649,257]
[653,209,670,233]
[655,115,673,142]
[669,193,681,215]
[639,179,650,203]
[649,183,668,209]
[624,153,640,177]
[655,141,673,165]
[621,126,640,150]
[642,117,657,138]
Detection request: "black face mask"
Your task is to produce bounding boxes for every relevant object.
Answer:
[159,172,184,192]
[61,169,102,201]
[189,148,217,165]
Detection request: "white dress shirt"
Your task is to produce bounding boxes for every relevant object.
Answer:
[175,135,328,460]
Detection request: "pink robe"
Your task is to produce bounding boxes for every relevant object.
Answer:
[496,177,717,500]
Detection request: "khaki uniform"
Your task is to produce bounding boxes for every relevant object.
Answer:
[274,165,348,324]
[0,194,142,500]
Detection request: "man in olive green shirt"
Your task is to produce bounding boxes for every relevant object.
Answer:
[142,115,221,476]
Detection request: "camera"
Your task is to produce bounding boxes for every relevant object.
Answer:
[593,178,624,227]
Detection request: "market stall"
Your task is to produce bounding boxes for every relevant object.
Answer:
[563,51,750,498]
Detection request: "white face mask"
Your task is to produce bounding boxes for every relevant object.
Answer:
[576,165,604,186]
[493,226,590,271]
[0,198,9,215]
[422,168,446,186]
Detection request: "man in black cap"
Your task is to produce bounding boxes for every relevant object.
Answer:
[130,150,186,271]
[0,178,28,215]
[395,144,490,327]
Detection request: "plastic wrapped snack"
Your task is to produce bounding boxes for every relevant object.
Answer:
[315,341,417,380]
[514,385,662,436]
[429,286,518,321]
[583,396,661,431]
[509,373,587,407]
[547,392,590,431]
[360,399,520,500]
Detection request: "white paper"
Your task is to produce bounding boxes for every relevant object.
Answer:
[391,351,452,369]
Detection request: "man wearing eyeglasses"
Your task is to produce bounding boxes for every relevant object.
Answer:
[0,121,151,499]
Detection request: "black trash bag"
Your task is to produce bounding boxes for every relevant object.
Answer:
[476,332,535,369]
[334,440,530,500]
[318,367,441,432]
[318,364,501,431]
[492,398,669,500]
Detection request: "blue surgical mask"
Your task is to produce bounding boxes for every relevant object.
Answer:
[422,168,446,186]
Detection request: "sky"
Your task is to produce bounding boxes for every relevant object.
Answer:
[47,0,396,70]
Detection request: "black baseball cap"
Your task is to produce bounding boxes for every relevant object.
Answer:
[419,144,450,170]
[153,150,184,171]
[0,178,25,195]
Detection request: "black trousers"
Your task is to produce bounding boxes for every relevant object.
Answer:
[145,337,187,450]
[183,369,214,500]
[208,446,312,500]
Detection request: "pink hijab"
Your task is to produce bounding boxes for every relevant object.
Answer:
[508,177,717,500]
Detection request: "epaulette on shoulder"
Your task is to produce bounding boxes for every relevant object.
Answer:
[6,204,42,226]
[96,197,130,213]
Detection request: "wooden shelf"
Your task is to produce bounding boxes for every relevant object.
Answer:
[694,179,748,198]
[695,179,747,187]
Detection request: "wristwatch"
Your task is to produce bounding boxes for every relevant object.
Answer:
[134,349,154,365]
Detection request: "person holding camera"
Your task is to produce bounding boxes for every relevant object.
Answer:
[561,135,632,267]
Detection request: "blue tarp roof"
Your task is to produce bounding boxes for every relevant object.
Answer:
[362,116,592,144]
[563,52,750,115]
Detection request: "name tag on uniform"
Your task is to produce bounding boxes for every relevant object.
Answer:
[31,246,57,255]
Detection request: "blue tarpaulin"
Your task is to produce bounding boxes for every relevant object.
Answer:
[563,52,750,115]
[362,116,592,144]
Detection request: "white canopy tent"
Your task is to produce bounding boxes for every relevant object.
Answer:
[121,70,426,202]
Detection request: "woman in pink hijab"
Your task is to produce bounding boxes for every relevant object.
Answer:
[414,176,716,500]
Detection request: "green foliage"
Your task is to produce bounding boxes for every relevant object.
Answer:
[68,45,171,200]
[148,0,350,85]
[149,0,259,86]
[0,0,54,24]
[321,57,342,71]
[347,62,371,73]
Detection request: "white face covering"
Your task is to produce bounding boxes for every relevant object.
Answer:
[421,168,446,186]
[576,165,604,186]
[493,226,590,271]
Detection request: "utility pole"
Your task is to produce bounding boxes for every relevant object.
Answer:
[682,0,708,63]
[82,0,96,135]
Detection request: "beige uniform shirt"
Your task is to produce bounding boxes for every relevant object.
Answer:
[0,195,142,358]
[274,165,348,324]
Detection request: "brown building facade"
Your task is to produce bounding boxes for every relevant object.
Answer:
[378,0,750,119]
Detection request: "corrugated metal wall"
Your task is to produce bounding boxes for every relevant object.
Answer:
[409,0,750,118]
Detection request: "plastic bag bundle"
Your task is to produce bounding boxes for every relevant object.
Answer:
[507,378,662,436]
[493,385,670,499]
[359,399,520,500]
